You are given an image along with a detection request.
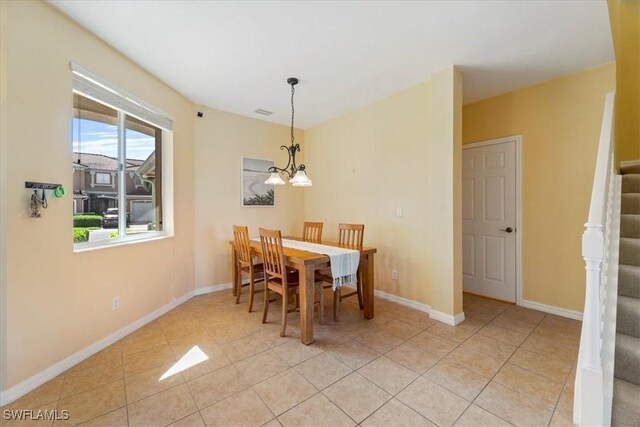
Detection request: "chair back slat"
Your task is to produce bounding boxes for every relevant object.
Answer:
[303,222,324,242]
[259,228,285,279]
[233,225,253,266]
[338,223,364,248]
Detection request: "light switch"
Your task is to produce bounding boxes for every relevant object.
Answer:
[396,207,403,217]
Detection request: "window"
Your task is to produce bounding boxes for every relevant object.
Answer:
[133,174,144,188]
[72,64,173,249]
[95,173,111,185]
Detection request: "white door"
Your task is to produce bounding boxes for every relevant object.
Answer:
[462,139,517,302]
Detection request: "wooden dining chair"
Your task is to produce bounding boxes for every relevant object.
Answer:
[233,225,265,312]
[317,223,365,321]
[303,221,323,243]
[260,228,324,336]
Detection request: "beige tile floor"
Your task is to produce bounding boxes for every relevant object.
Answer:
[1,290,581,427]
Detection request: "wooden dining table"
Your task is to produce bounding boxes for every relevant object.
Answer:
[230,237,377,345]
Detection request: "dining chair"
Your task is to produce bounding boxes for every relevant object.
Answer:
[317,223,365,321]
[303,221,323,243]
[259,228,324,336]
[233,225,265,312]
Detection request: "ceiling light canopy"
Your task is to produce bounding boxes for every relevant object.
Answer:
[265,77,312,187]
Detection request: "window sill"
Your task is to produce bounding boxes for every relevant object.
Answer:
[73,232,171,253]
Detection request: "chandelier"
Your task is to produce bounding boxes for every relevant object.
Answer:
[264,77,312,187]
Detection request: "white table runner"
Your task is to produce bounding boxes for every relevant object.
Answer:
[280,239,360,290]
[251,238,360,289]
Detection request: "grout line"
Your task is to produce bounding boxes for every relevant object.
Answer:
[51,363,68,424]
[166,411,201,426]
[318,373,382,426]
[445,307,536,426]
[121,345,130,427]
[547,358,579,425]
[466,311,579,427]
[177,337,205,427]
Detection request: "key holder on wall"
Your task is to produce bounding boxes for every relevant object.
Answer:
[25,181,65,218]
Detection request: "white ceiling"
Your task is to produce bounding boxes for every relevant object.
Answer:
[49,0,614,129]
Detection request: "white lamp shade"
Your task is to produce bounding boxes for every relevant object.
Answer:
[264,172,286,185]
[290,170,312,187]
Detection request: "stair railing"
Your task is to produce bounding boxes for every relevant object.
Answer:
[574,91,620,426]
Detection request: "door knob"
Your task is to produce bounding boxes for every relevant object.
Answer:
[499,227,514,233]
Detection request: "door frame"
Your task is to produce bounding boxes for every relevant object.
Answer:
[462,135,523,305]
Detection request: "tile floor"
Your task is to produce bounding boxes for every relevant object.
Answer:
[1,290,581,427]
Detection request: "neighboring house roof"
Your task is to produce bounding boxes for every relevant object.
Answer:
[72,152,144,172]
[136,151,156,178]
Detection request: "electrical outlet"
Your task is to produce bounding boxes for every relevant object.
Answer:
[112,297,120,311]
[392,270,398,280]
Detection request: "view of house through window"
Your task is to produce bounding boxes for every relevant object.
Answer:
[73,93,163,245]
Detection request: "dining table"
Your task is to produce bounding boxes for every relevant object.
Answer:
[230,236,377,345]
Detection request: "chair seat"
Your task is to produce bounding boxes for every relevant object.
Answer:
[268,270,300,287]
[240,262,264,271]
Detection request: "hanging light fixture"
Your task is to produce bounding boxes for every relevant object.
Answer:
[264,77,312,187]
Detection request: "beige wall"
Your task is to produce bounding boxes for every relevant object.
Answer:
[428,67,463,317]
[304,68,463,316]
[1,1,196,388]
[463,62,616,312]
[608,0,640,162]
[304,80,432,305]
[0,0,9,392]
[194,107,306,288]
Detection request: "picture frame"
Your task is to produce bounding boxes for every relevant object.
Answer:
[241,157,275,207]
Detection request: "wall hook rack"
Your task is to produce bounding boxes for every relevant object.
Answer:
[25,181,65,218]
[25,181,62,190]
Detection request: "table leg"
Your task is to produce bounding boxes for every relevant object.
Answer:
[363,253,375,319]
[231,247,239,297]
[299,266,315,345]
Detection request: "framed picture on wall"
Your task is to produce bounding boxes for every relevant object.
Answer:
[241,157,275,207]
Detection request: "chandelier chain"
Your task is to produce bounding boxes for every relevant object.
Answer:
[290,83,295,145]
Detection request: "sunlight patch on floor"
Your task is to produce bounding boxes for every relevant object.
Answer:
[159,345,208,381]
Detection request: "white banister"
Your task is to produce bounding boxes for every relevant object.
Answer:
[574,92,620,427]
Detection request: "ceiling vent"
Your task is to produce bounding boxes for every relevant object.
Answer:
[254,109,273,116]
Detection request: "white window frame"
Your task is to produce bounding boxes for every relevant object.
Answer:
[72,64,174,252]
[95,172,111,186]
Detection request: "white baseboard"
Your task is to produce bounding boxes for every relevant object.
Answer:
[194,282,234,296]
[520,299,583,321]
[345,285,468,325]
[372,289,431,314]
[430,309,466,326]
[173,291,195,305]
[0,282,233,407]
[0,299,175,406]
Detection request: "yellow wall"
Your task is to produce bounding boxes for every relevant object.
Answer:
[463,63,616,312]
[608,0,640,162]
[1,0,197,388]
[194,108,306,288]
[304,67,463,317]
